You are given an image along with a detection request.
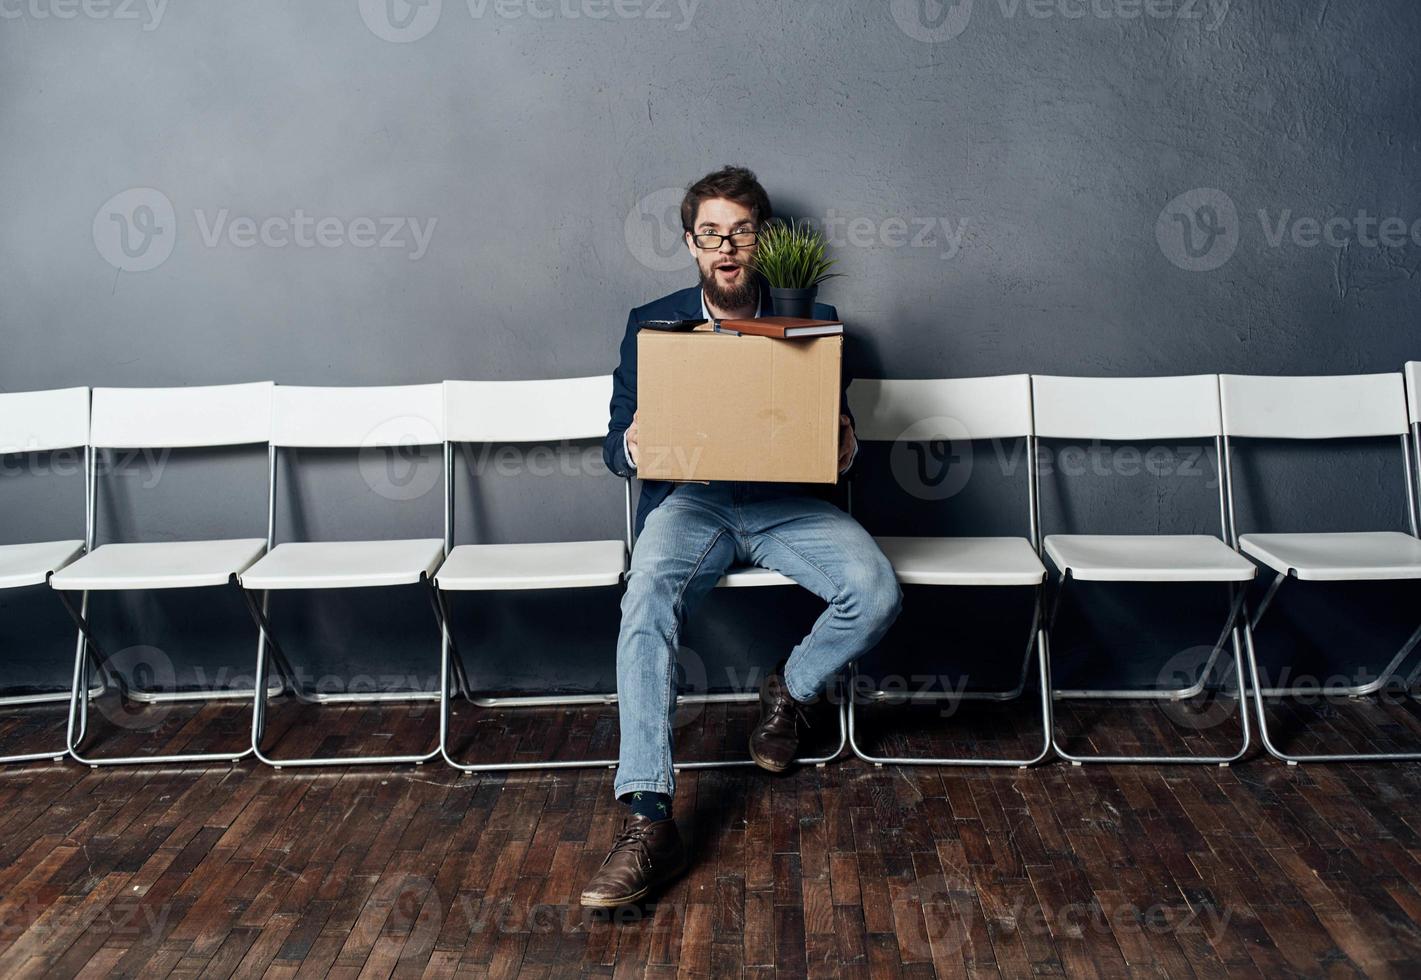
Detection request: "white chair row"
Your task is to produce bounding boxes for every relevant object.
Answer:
[846,369,1421,768]
[1,366,1420,769]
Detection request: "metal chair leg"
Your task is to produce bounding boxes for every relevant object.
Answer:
[1048,575,1252,766]
[847,584,1055,767]
[242,578,442,768]
[1242,598,1421,764]
[57,584,255,767]
[432,583,848,773]
[0,584,106,765]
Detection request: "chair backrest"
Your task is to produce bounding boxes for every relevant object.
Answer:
[270,384,445,448]
[1032,375,1222,441]
[90,382,274,449]
[0,387,89,455]
[847,375,1032,442]
[1403,362,1421,427]
[443,376,611,443]
[1219,373,1408,440]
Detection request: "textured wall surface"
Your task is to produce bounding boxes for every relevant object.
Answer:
[2,0,1419,699]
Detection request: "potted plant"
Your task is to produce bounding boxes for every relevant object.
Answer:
[751,218,842,319]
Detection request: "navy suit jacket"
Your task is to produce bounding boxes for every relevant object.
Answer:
[602,284,847,536]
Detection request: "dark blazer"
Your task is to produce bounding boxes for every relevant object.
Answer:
[602,283,846,536]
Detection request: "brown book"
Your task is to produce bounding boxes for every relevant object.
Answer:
[715,315,844,339]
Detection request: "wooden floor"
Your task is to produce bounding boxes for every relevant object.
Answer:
[2,692,1421,978]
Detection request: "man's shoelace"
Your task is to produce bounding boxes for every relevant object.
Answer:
[603,825,652,873]
[765,695,810,731]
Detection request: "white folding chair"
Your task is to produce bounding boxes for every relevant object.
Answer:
[0,388,90,764]
[842,376,1052,767]
[1221,372,1421,763]
[238,384,447,768]
[50,382,275,766]
[434,377,629,771]
[436,374,847,771]
[1034,375,1255,765]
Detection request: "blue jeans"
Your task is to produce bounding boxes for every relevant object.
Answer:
[613,482,902,798]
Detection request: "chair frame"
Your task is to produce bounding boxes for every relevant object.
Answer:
[840,377,1054,768]
[241,385,448,769]
[58,384,278,767]
[431,399,848,773]
[0,388,96,764]
[1221,372,1421,764]
[1034,375,1253,766]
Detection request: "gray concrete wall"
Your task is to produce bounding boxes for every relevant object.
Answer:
[2,0,1420,702]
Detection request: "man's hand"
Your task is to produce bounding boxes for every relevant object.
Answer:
[625,410,639,466]
[837,414,857,475]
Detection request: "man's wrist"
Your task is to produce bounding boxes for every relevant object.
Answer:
[623,429,636,469]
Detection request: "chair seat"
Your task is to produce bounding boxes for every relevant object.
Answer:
[717,565,796,588]
[50,539,267,591]
[0,540,85,590]
[1043,534,1255,583]
[436,540,626,591]
[875,536,1046,587]
[240,539,444,591]
[1239,531,1421,581]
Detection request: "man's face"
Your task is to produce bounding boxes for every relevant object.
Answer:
[685,196,758,311]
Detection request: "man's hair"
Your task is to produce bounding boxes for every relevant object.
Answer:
[680,166,773,232]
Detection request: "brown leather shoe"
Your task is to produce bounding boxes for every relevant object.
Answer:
[749,667,813,773]
[579,814,686,909]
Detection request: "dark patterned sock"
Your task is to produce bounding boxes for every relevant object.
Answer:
[619,791,673,822]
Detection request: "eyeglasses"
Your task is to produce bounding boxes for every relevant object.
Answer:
[690,230,758,250]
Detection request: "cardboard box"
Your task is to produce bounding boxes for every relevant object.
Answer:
[636,326,843,483]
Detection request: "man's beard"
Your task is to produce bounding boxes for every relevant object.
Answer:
[699,258,758,313]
